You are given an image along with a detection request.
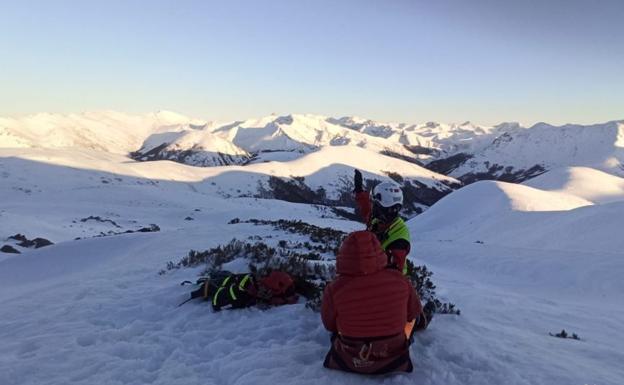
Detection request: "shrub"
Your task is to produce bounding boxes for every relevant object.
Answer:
[405,260,461,316]
[549,330,581,340]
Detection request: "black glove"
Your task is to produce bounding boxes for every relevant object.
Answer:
[353,169,363,193]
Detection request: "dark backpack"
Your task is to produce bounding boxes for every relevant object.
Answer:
[210,273,257,311]
[178,271,256,311]
[178,271,299,310]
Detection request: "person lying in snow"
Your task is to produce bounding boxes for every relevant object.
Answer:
[353,169,411,275]
[321,231,424,374]
[179,270,299,311]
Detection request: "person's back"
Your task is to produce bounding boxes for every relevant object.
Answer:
[321,231,422,374]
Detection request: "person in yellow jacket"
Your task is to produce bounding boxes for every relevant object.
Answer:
[353,169,432,331]
[353,169,411,274]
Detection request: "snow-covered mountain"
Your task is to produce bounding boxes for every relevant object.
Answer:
[131,129,253,167]
[137,114,428,164]
[0,110,204,154]
[434,120,624,183]
[0,111,428,166]
[329,116,510,158]
[3,109,624,217]
[0,111,467,214]
[327,116,624,184]
[3,111,623,187]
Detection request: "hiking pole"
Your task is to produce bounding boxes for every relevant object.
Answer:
[178,277,213,307]
[177,297,194,307]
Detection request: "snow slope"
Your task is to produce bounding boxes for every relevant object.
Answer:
[408,179,624,296]
[404,177,624,384]
[0,145,457,244]
[407,180,624,253]
[0,110,205,154]
[525,166,624,204]
[0,157,623,384]
[0,145,459,213]
[2,113,624,384]
[1,144,624,384]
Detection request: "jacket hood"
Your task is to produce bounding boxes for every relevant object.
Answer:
[336,231,387,276]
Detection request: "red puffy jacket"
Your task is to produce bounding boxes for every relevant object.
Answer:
[321,231,422,374]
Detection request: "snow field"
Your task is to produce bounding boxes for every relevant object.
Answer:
[2,227,622,385]
[2,123,624,384]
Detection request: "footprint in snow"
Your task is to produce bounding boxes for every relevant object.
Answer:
[76,334,97,347]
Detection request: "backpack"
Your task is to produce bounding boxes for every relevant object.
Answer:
[257,271,299,306]
[178,271,256,311]
[178,271,299,310]
[210,273,257,311]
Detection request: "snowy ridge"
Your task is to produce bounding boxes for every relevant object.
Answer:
[0,146,459,226]
[132,129,252,167]
[207,114,422,164]
[328,116,514,158]
[408,178,624,288]
[406,175,624,334]
[524,166,624,204]
[448,120,624,182]
[0,110,206,154]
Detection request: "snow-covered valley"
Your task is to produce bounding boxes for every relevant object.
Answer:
[1,112,623,385]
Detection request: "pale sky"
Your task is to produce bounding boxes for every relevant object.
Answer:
[1,0,622,126]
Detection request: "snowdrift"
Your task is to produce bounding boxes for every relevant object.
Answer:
[525,166,624,204]
[407,180,624,252]
[408,179,624,299]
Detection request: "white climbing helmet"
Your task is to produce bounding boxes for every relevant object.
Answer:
[372,181,403,208]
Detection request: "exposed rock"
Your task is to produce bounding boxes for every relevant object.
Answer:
[8,234,28,242]
[136,224,160,233]
[1,245,20,254]
[459,164,547,184]
[80,216,121,228]
[426,152,473,175]
[130,144,252,167]
[19,238,54,249]
[379,150,423,165]
[8,234,54,249]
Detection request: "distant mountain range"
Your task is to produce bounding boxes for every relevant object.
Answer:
[2,110,622,200]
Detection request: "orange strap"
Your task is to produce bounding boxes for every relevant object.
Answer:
[404,319,416,339]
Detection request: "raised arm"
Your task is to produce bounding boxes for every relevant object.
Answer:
[353,169,372,224]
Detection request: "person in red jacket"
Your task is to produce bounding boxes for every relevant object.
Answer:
[321,231,422,374]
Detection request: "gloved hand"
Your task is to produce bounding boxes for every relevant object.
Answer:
[353,169,363,193]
